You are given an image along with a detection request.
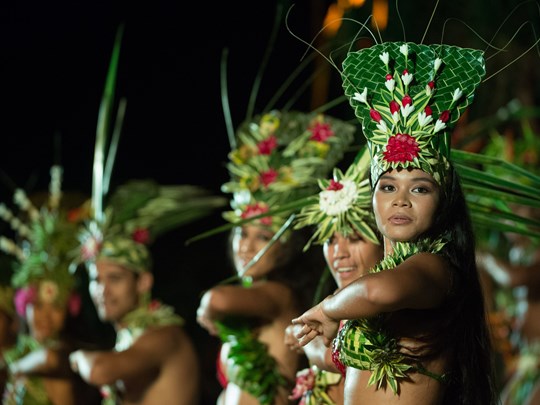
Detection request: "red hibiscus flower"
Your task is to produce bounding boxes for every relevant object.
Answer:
[257,135,278,155]
[383,133,420,163]
[309,122,334,142]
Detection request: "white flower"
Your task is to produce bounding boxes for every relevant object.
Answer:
[452,88,463,102]
[417,111,433,127]
[399,44,409,56]
[425,83,433,96]
[434,119,447,133]
[379,52,389,65]
[319,180,359,216]
[376,120,388,132]
[392,111,400,123]
[402,72,413,86]
[39,280,59,304]
[353,88,368,104]
[434,58,442,72]
[385,79,395,92]
[401,104,415,119]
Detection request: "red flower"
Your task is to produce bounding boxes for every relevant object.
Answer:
[427,81,435,89]
[389,100,400,115]
[132,228,150,244]
[385,73,393,81]
[439,110,450,123]
[370,109,382,123]
[402,94,412,107]
[257,135,277,155]
[260,168,278,188]
[149,300,161,311]
[326,179,344,191]
[402,69,409,75]
[309,122,334,142]
[425,105,433,116]
[383,133,420,163]
[240,203,272,226]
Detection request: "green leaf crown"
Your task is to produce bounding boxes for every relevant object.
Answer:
[221,110,355,232]
[341,42,485,187]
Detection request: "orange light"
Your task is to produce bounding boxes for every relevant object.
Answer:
[323,4,344,37]
[347,0,366,7]
[372,0,388,31]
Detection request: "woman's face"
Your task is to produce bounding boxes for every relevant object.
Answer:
[324,232,383,289]
[232,225,284,280]
[26,299,67,342]
[372,168,440,244]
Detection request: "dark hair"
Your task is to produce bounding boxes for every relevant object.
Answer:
[423,166,498,405]
[227,226,326,312]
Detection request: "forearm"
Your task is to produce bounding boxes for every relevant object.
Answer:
[321,280,381,320]
[9,349,48,375]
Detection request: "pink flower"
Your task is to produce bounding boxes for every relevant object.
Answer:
[132,228,150,244]
[14,286,37,318]
[370,109,382,123]
[402,94,412,107]
[289,367,316,402]
[439,110,450,123]
[309,122,334,142]
[260,168,278,188]
[425,105,433,116]
[326,179,344,191]
[390,100,400,115]
[256,135,278,155]
[240,203,272,226]
[383,133,420,163]
[68,293,82,316]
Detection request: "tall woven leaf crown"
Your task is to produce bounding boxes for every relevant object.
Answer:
[341,42,485,187]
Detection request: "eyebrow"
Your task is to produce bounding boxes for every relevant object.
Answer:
[380,175,438,186]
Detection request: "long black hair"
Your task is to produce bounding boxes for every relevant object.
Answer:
[422,166,498,405]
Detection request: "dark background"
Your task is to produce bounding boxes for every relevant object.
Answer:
[1,1,538,403]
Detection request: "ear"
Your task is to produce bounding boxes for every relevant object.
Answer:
[137,272,154,294]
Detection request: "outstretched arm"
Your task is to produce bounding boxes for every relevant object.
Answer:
[293,253,451,346]
[70,325,180,386]
[197,281,293,335]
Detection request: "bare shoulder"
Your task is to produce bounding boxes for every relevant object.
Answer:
[401,252,452,283]
[133,324,192,354]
